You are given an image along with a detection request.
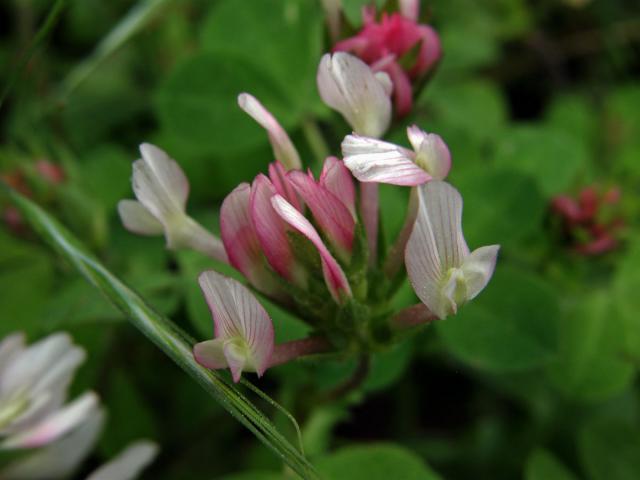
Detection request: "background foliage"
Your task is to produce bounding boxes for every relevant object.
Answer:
[1,0,639,478]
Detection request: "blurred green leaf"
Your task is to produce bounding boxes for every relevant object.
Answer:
[201,0,323,112]
[548,292,633,402]
[493,125,587,197]
[454,167,545,248]
[613,243,640,358]
[316,444,442,480]
[525,449,577,480]
[0,231,54,336]
[579,418,640,480]
[438,266,559,372]
[219,473,282,480]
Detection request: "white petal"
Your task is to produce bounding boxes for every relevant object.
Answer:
[117,200,164,236]
[0,408,104,480]
[317,53,391,138]
[408,126,451,180]
[405,181,469,319]
[193,339,227,370]
[461,245,500,301]
[342,134,430,185]
[86,440,158,480]
[132,143,189,222]
[375,71,393,97]
[0,333,25,378]
[1,392,98,450]
[237,93,301,170]
[198,271,274,377]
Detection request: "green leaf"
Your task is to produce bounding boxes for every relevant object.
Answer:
[4,187,317,480]
[438,266,559,372]
[613,243,640,358]
[454,168,545,248]
[219,473,282,480]
[525,449,578,480]
[317,444,442,480]
[201,0,323,111]
[0,231,54,336]
[155,52,290,157]
[493,125,587,197]
[548,292,633,402]
[579,418,640,480]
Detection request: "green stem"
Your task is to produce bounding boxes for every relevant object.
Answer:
[301,117,331,165]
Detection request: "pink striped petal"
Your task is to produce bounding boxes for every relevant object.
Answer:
[342,134,430,186]
[405,181,470,319]
[220,184,274,295]
[198,271,275,380]
[268,161,303,211]
[320,157,357,219]
[287,170,355,258]
[271,195,352,304]
[238,93,301,170]
[407,125,451,180]
[250,174,298,282]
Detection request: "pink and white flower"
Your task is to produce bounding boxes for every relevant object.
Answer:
[342,125,451,186]
[334,8,441,116]
[405,181,500,319]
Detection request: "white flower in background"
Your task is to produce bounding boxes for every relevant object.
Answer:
[118,143,228,263]
[0,333,97,450]
[0,332,159,480]
[317,52,392,138]
[405,181,500,319]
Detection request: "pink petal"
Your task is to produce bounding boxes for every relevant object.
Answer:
[319,156,356,218]
[384,61,414,117]
[220,183,274,295]
[342,134,430,186]
[412,25,442,77]
[250,174,298,282]
[268,161,303,211]
[399,0,420,21]
[198,271,275,378]
[271,195,352,303]
[360,182,379,267]
[405,181,470,319]
[287,170,355,258]
[237,93,301,171]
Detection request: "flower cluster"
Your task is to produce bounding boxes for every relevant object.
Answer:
[119,7,497,384]
[0,332,157,479]
[551,185,623,255]
[332,1,441,116]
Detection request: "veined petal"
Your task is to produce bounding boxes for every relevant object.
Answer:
[193,339,227,370]
[271,195,352,303]
[268,161,302,211]
[238,93,301,170]
[408,126,451,180]
[342,134,430,186]
[86,440,158,480]
[250,175,297,282]
[405,181,469,319]
[287,171,355,257]
[320,156,356,218]
[198,271,274,379]
[461,245,500,301]
[220,183,275,295]
[132,143,189,221]
[317,53,391,138]
[117,200,164,236]
[1,392,98,449]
